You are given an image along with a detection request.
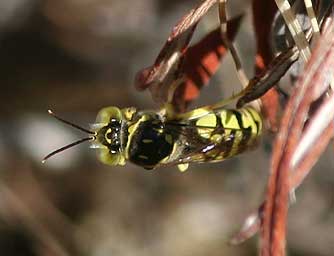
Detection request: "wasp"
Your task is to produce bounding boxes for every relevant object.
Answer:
[43,101,262,171]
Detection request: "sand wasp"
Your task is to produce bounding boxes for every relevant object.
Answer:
[43,101,262,171]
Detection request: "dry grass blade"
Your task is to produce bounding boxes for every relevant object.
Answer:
[232,97,334,246]
[229,203,264,245]
[260,16,334,256]
[252,0,280,131]
[274,0,311,61]
[292,123,334,189]
[303,0,320,41]
[170,0,216,38]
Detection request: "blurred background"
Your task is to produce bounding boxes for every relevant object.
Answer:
[0,0,334,255]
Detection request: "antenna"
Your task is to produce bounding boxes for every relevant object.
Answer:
[47,110,95,135]
[42,109,96,163]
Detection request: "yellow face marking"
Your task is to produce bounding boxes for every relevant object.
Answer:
[143,139,153,143]
[196,113,216,139]
[105,128,112,144]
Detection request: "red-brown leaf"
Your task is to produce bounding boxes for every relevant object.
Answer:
[173,16,242,111]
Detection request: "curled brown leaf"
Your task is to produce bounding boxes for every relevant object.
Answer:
[134,0,242,111]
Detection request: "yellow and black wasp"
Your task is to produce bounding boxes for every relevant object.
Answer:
[43,102,262,171]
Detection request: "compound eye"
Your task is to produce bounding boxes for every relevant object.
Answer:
[96,107,122,124]
[109,119,120,131]
[110,144,120,154]
[110,118,118,125]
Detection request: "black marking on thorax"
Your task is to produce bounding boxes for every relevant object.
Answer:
[129,118,174,169]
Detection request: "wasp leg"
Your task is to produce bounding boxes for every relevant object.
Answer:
[166,77,185,104]
[217,1,262,111]
[160,77,185,119]
[218,0,249,89]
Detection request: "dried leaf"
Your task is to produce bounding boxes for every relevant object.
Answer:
[229,203,264,245]
[135,0,217,103]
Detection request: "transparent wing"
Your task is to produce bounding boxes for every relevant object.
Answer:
[156,121,253,168]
